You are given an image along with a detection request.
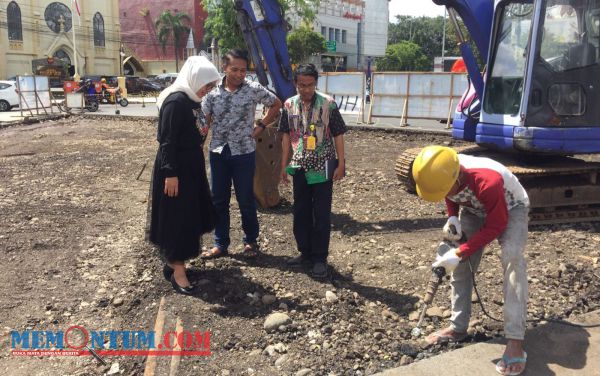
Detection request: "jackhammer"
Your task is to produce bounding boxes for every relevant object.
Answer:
[411,242,452,337]
[411,227,466,338]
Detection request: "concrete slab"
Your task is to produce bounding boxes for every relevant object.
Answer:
[376,310,600,376]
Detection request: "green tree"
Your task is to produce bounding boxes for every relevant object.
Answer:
[286,26,326,65]
[202,0,319,54]
[202,0,244,52]
[155,10,191,72]
[387,15,473,70]
[376,41,429,71]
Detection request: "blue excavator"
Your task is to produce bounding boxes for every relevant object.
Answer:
[396,0,600,224]
[438,0,599,153]
[235,0,600,223]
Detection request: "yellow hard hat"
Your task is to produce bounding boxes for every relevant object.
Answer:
[412,146,460,202]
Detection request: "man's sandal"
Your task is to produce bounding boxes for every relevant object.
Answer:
[495,351,527,376]
[242,243,259,259]
[200,247,228,259]
[425,330,467,345]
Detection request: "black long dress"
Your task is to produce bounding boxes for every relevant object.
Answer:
[148,92,215,262]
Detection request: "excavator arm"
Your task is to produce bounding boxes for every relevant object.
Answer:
[234,0,296,101]
[233,0,297,208]
[433,0,495,99]
[433,0,494,59]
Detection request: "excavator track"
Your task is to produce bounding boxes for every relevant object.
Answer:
[396,146,600,225]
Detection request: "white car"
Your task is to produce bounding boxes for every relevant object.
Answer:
[154,73,178,88]
[0,80,19,111]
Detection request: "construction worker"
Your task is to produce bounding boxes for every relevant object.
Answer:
[411,145,529,376]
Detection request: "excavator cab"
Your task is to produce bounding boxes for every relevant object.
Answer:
[396,1,600,223]
[476,0,600,153]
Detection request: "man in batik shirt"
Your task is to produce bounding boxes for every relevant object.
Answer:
[278,64,347,278]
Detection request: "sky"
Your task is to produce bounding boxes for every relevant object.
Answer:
[388,0,446,22]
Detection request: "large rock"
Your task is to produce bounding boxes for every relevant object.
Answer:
[106,362,120,375]
[399,343,419,357]
[325,291,338,303]
[275,354,289,367]
[264,313,292,333]
[400,355,413,366]
[264,342,288,356]
[408,311,420,321]
[426,306,444,318]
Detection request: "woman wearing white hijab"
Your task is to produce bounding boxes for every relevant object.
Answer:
[148,56,221,295]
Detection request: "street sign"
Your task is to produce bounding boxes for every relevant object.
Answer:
[326,40,336,53]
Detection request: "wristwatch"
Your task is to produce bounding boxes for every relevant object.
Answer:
[256,119,266,129]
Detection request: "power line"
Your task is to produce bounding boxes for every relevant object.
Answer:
[0,21,182,53]
[1,1,124,23]
[0,7,192,41]
[1,9,193,47]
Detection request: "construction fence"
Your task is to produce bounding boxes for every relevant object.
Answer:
[314,72,468,124]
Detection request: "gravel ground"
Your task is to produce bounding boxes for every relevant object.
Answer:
[0,117,599,376]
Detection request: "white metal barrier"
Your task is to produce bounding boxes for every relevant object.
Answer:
[16,75,55,116]
[247,71,468,124]
[368,72,468,124]
[317,72,364,113]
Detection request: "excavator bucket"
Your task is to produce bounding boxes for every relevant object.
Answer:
[254,127,283,208]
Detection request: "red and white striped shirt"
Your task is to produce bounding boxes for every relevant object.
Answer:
[445,154,529,257]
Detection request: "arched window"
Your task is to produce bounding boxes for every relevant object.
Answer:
[7,1,23,41]
[54,49,72,67]
[93,12,105,47]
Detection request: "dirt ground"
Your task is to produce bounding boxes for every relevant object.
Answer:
[0,117,599,376]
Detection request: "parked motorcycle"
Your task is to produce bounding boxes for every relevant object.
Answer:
[99,87,128,107]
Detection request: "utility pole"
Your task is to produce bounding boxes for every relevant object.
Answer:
[71,3,80,81]
[119,44,125,76]
[357,21,362,70]
[441,7,447,70]
[211,38,220,70]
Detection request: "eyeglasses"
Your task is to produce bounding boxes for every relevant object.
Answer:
[296,83,316,90]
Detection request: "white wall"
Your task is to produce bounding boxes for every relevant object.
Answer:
[362,0,388,58]
[281,0,389,70]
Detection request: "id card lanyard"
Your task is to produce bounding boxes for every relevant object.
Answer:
[298,96,321,151]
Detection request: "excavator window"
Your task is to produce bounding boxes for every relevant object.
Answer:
[541,1,599,71]
[484,2,534,115]
[526,0,600,125]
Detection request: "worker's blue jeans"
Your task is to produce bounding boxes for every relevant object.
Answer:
[450,205,529,340]
[209,146,259,251]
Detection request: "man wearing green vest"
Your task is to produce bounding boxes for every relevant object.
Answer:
[278,64,347,278]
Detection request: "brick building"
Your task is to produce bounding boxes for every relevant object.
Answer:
[119,0,208,76]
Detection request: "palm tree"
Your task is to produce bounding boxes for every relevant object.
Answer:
[155,10,191,72]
